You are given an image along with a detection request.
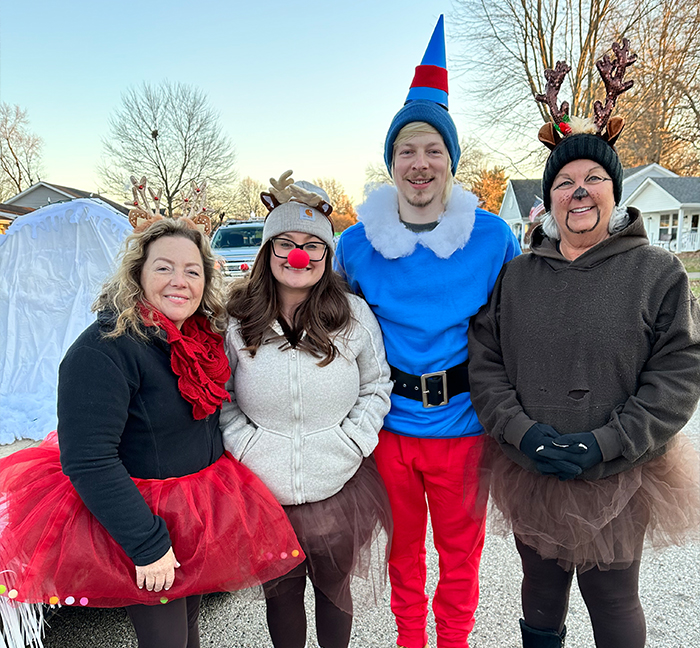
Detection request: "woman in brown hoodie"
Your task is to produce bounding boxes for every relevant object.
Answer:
[468,41,700,648]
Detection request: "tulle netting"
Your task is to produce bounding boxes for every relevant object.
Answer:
[0,432,304,608]
[264,456,392,615]
[486,433,700,572]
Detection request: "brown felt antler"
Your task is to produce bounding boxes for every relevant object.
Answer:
[594,39,636,134]
[535,61,572,124]
[261,172,335,217]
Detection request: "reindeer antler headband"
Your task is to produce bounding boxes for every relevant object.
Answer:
[127,175,212,235]
[536,39,637,150]
[259,171,336,249]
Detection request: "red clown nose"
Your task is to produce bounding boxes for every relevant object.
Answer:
[287,248,310,269]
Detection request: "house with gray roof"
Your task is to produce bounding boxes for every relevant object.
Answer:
[4,182,129,216]
[498,179,542,246]
[0,204,33,234]
[625,176,700,251]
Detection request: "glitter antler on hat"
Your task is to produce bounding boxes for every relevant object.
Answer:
[593,40,637,132]
[536,39,637,150]
[260,171,333,218]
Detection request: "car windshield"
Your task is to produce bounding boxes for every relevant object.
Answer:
[212,227,263,249]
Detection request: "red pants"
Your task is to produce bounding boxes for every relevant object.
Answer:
[374,431,487,648]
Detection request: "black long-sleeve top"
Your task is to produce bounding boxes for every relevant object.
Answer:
[57,316,224,566]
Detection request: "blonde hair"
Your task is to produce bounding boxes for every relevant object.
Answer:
[392,121,454,204]
[93,218,227,339]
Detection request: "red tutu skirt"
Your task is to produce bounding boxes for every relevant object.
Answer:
[0,432,304,608]
[264,456,392,614]
[486,433,700,572]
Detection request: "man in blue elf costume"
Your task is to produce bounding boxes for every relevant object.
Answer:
[335,15,520,648]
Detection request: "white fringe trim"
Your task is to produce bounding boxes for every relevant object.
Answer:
[0,598,45,648]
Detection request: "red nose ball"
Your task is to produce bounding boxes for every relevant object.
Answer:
[287,248,310,269]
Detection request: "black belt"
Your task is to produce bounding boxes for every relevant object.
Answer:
[390,361,470,408]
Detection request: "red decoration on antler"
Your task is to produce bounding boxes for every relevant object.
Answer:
[535,61,571,124]
[593,39,637,132]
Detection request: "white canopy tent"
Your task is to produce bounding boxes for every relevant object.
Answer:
[0,199,131,444]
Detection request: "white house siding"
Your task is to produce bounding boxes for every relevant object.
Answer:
[7,186,71,210]
[621,164,678,203]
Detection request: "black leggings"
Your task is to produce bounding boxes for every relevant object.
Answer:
[264,562,353,648]
[126,594,202,648]
[516,537,646,648]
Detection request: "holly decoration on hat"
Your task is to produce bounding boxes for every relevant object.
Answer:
[555,114,572,135]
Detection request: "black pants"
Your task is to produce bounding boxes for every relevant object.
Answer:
[516,536,646,648]
[126,594,202,648]
[264,561,353,648]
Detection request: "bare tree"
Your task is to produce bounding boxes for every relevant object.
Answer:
[100,81,236,217]
[452,0,700,173]
[0,103,43,199]
[451,0,649,146]
[230,177,268,220]
[615,0,700,173]
[312,177,358,232]
[364,162,393,195]
[454,137,490,188]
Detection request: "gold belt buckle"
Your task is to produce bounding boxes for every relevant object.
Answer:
[420,370,449,408]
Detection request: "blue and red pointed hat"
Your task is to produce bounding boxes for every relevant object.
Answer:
[406,14,449,108]
[384,15,460,176]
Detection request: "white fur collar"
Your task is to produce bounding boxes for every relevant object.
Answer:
[357,184,478,259]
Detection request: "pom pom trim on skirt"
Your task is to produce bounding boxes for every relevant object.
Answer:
[0,432,304,609]
[486,433,700,572]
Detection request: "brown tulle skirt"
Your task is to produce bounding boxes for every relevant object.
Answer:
[263,455,392,615]
[486,433,700,572]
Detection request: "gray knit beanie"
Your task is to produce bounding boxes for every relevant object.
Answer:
[262,182,335,248]
[541,133,623,211]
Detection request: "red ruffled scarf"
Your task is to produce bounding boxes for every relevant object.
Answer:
[139,303,231,420]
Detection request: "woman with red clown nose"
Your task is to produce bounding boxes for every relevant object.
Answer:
[221,172,394,648]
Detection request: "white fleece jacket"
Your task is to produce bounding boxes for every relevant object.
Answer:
[221,294,392,505]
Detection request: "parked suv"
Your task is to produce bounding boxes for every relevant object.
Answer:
[211,220,264,277]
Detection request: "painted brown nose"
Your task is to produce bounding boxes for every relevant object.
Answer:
[572,186,589,200]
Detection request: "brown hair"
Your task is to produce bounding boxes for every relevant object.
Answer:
[93,218,227,339]
[226,240,352,366]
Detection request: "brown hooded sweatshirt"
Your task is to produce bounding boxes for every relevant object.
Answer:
[468,208,700,479]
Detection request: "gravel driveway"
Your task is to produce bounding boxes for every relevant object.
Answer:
[38,410,700,648]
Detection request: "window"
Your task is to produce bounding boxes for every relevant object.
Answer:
[659,213,679,241]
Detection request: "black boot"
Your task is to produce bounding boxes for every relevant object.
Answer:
[520,619,566,648]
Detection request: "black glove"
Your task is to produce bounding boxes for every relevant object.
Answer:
[535,432,603,472]
[520,424,582,481]
[519,424,560,461]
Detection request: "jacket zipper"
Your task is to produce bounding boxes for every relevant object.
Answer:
[290,349,303,504]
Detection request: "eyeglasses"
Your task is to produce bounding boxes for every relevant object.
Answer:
[271,237,328,262]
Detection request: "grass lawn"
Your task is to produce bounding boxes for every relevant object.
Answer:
[691,280,700,298]
[678,251,700,274]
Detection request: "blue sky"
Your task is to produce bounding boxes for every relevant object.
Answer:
[0,0,524,204]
